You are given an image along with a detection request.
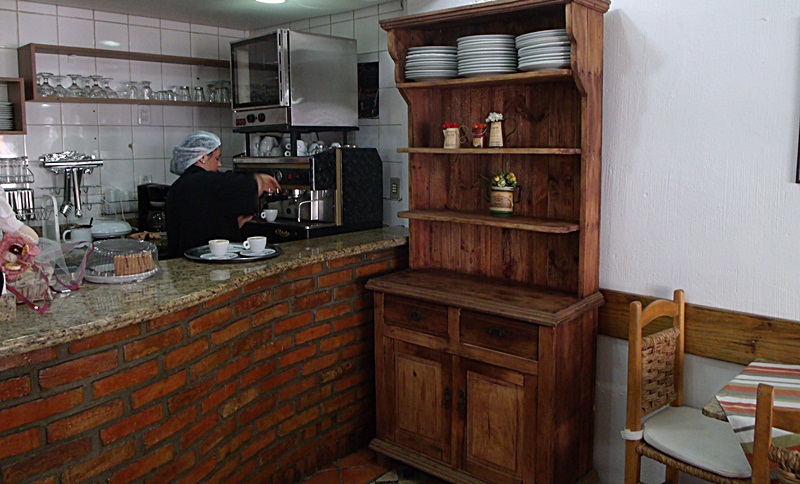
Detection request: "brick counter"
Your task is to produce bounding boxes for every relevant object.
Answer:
[0,232,408,483]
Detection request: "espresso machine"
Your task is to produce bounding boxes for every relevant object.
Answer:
[233,147,383,242]
[137,183,169,232]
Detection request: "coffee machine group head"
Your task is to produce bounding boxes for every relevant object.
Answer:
[137,183,169,232]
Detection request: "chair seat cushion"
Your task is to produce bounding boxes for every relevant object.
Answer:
[643,406,752,478]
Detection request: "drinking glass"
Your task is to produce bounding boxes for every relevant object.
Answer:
[51,75,68,98]
[81,76,96,98]
[176,85,191,102]
[219,80,231,103]
[87,75,106,98]
[121,81,139,100]
[139,80,154,100]
[207,82,218,103]
[65,74,85,97]
[102,78,118,98]
[192,86,205,102]
[37,72,56,97]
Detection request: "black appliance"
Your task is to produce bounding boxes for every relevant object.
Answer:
[233,147,383,242]
[137,183,169,232]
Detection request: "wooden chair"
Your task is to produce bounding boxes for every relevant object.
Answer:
[753,383,800,483]
[622,289,752,483]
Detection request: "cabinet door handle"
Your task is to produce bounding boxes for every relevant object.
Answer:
[457,388,467,415]
[488,326,505,337]
[409,311,423,321]
[443,386,451,410]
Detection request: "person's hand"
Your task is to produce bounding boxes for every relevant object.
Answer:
[237,214,254,228]
[254,173,281,195]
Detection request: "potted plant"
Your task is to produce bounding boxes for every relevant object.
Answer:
[484,169,518,217]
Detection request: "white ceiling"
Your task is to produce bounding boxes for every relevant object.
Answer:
[29,0,387,31]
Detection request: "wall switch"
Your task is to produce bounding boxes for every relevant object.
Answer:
[390,177,401,201]
[137,105,151,125]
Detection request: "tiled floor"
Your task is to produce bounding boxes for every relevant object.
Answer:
[303,448,447,484]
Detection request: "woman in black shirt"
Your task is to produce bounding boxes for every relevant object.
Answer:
[166,131,279,258]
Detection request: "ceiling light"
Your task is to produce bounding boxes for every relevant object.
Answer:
[256,0,286,3]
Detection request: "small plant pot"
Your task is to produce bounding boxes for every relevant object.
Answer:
[488,186,516,217]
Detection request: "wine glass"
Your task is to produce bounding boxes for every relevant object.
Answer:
[81,76,95,98]
[102,78,118,98]
[87,75,106,98]
[139,80,154,100]
[51,75,68,98]
[37,72,56,97]
[65,74,85,97]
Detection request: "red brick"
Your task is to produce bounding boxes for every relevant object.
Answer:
[241,428,276,461]
[333,312,370,332]
[232,290,272,315]
[355,260,391,279]
[144,451,196,484]
[274,313,313,335]
[123,326,183,361]
[181,412,218,449]
[321,390,356,415]
[190,348,230,379]
[244,274,281,293]
[132,371,187,409]
[319,332,357,353]
[39,350,118,389]
[335,370,369,392]
[203,288,240,308]
[253,335,293,362]
[148,306,199,330]
[334,281,365,299]
[227,459,257,484]
[279,345,317,368]
[29,476,55,484]
[296,323,331,345]
[69,325,141,354]
[315,302,352,322]
[3,436,91,483]
[206,455,240,484]
[233,326,272,355]
[274,278,315,301]
[278,376,316,402]
[0,428,39,460]
[188,306,232,336]
[261,368,298,394]
[238,394,276,426]
[301,353,339,376]
[294,290,332,312]
[108,444,173,484]
[320,361,354,384]
[354,294,374,311]
[167,377,214,413]
[62,440,136,483]
[0,388,83,433]
[164,339,209,370]
[48,399,124,442]
[199,418,235,455]
[252,302,290,327]
[211,317,250,345]
[0,347,57,372]
[240,359,276,389]
[285,262,324,280]
[93,360,159,398]
[277,407,319,436]
[255,403,294,433]
[297,385,333,411]
[216,355,251,384]
[366,247,403,261]
[327,255,361,269]
[220,386,258,418]
[201,380,237,415]
[318,269,354,288]
[342,341,372,360]
[0,375,30,402]
[218,426,253,461]
[144,406,197,448]
[178,454,216,484]
[101,405,163,444]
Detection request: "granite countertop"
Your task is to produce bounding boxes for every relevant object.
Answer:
[0,227,408,359]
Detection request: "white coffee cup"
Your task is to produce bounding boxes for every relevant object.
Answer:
[258,136,276,156]
[62,227,92,247]
[243,236,267,253]
[261,209,278,222]
[208,239,229,257]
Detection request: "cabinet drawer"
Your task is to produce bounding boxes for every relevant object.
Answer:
[460,310,538,360]
[383,295,448,337]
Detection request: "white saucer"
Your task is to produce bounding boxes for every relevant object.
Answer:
[240,248,277,258]
[201,253,237,260]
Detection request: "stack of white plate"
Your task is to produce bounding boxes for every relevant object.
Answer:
[457,34,518,77]
[0,103,12,131]
[405,46,458,82]
[516,28,571,71]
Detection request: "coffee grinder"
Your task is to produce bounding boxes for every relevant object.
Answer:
[137,183,169,232]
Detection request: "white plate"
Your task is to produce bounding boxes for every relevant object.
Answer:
[458,52,517,59]
[519,55,570,64]
[516,29,567,41]
[408,46,456,51]
[240,248,277,258]
[85,264,160,284]
[407,62,458,68]
[458,68,518,77]
[200,252,237,260]
[457,34,515,42]
[518,59,571,71]
[518,45,570,55]
[407,52,457,57]
[517,39,570,49]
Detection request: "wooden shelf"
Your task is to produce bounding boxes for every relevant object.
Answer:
[29,96,227,108]
[399,147,581,155]
[399,209,579,233]
[366,269,604,326]
[397,69,574,90]
[0,77,25,134]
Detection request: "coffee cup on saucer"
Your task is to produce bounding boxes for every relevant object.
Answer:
[208,239,229,257]
[243,236,267,253]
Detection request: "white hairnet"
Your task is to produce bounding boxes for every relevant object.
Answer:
[169,131,221,175]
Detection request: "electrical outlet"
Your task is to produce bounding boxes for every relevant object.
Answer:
[137,105,151,125]
[389,177,400,201]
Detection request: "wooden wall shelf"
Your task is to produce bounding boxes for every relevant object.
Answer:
[399,209,579,233]
[31,96,227,108]
[396,69,574,89]
[0,77,25,134]
[399,147,581,155]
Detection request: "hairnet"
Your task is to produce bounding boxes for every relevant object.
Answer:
[169,131,221,175]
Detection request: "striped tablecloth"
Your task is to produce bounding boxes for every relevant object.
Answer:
[715,361,800,456]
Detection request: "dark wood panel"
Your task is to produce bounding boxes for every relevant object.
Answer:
[598,289,800,365]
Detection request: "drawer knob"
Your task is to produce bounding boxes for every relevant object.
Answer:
[409,311,423,321]
[457,388,467,414]
[488,326,505,337]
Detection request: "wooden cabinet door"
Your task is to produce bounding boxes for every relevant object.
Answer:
[387,339,453,462]
[456,358,534,484]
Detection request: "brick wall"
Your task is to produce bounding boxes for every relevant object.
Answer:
[0,246,408,483]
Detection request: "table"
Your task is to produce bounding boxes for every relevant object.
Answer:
[711,360,800,469]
